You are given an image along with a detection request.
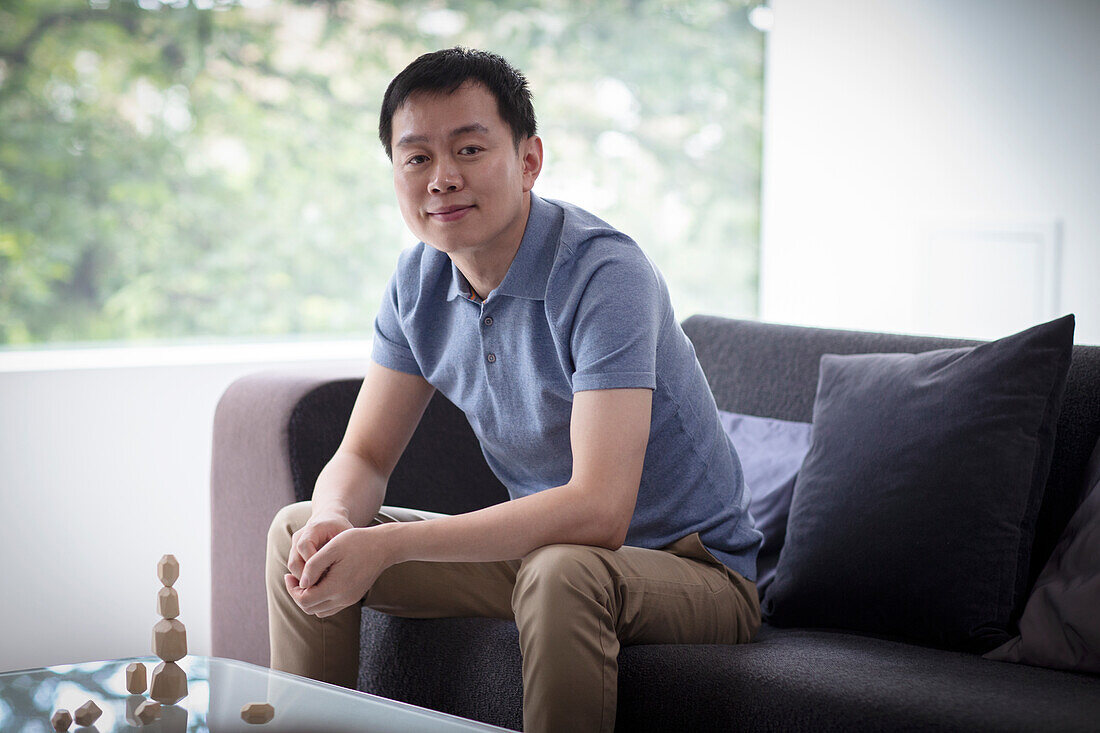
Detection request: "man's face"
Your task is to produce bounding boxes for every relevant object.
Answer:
[390,81,542,259]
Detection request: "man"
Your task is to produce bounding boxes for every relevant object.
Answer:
[266,47,761,733]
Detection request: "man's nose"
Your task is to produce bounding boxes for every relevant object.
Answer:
[428,160,463,194]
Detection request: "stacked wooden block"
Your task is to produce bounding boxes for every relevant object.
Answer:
[150,554,188,705]
[50,554,271,728]
[50,555,186,730]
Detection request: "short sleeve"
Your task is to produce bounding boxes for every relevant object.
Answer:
[569,248,663,393]
[371,269,423,376]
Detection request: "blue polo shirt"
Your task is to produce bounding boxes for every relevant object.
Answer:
[371,193,762,581]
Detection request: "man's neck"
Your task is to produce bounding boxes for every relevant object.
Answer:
[451,195,532,301]
[461,263,494,302]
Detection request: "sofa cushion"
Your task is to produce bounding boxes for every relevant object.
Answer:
[986,436,1100,673]
[617,625,1100,731]
[762,315,1075,652]
[356,611,1100,732]
[682,316,1100,603]
[718,410,812,593]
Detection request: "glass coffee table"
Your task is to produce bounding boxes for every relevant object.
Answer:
[0,655,510,732]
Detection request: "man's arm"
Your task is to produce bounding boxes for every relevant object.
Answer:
[285,359,435,580]
[292,387,653,616]
[311,359,437,525]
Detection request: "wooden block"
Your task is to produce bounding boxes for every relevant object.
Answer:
[152,618,187,662]
[136,700,163,724]
[158,586,180,619]
[158,554,180,587]
[73,700,102,726]
[240,702,275,724]
[126,661,148,694]
[150,661,188,704]
[50,709,72,731]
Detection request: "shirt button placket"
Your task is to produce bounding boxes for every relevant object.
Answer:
[482,308,496,366]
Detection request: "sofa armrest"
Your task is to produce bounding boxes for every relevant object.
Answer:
[210,368,361,667]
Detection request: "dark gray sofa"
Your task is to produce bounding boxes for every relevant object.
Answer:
[211,315,1100,731]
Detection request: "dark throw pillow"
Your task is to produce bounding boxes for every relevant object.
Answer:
[984,436,1100,673]
[762,315,1075,653]
[717,410,813,594]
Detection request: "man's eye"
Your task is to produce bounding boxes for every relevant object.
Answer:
[406,155,428,165]
[459,146,482,155]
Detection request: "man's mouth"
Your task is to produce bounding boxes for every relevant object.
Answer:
[428,205,474,222]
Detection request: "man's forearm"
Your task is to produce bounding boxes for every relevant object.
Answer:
[377,481,632,566]
[310,449,388,527]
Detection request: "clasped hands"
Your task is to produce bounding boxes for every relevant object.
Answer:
[285,512,394,618]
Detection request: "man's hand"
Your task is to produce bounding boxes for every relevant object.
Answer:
[287,512,354,581]
[285,525,395,618]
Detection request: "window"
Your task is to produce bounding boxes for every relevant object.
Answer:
[0,0,764,347]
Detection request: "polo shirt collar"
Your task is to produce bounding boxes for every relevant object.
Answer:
[444,193,560,303]
[445,264,466,302]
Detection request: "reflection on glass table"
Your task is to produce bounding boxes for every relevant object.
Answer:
[0,655,509,732]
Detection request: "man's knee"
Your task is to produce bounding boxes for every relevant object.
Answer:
[512,544,615,618]
[266,501,313,560]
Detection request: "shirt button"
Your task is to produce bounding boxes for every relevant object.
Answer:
[486,353,496,363]
[483,316,494,326]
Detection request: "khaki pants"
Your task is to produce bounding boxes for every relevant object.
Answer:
[266,501,760,733]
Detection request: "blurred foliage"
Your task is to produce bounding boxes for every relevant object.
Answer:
[0,0,763,347]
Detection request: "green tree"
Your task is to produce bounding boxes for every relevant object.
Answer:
[0,0,763,347]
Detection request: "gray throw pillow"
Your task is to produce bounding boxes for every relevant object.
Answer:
[762,315,1075,652]
[984,436,1100,673]
[717,410,812,593]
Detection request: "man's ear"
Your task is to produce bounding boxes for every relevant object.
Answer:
[520,135,543,192]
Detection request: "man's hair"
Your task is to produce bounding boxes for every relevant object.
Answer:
[379,47,537,160]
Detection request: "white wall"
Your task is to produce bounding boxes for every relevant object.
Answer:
[0,346,365,673]
[760,0,1100,343]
